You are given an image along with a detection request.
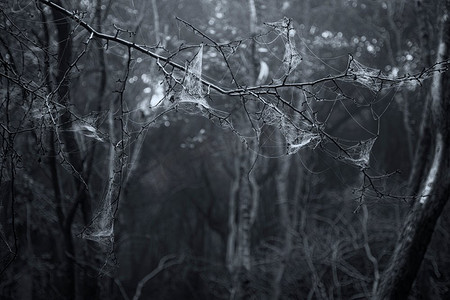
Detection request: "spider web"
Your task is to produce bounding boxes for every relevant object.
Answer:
[81,141,123,246]
[265,17,302,75]
[283,40,302,75]
[343,57,387,91]
[340,55,425,91]
[178,44,211,112]
[340,137,377,168]
[258,102,320,155]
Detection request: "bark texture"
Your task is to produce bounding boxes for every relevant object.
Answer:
[375,3,450,298]
[50,3,76,299]
[226,2,261,299]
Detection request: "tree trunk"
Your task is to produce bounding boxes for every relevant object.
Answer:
[272,154,292,300]
[408,0,436,194]
[226,140,259,299]
[375,3,450,298]
[226,1,261,299]
[49,2,77,299]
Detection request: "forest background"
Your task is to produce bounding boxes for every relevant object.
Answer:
[1,0,450,299]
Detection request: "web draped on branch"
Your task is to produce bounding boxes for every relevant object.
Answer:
[339,137,377,168]
[340,55,426,91]
[257,101,320,155]
[178,45,210,111]
[265,17,302,75]
[283,41,302,75]
[81,141,124,246]
[342,56,388,92]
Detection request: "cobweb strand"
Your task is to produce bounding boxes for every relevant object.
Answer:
[81,142,124,245]
[340,137,377,168]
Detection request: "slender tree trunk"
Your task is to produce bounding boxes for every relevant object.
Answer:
[384,3,416,164]
[226,141,259,299]
[226,1,261,299]
[272,154,292,300]
[375,3,450,298]
[408,0,435,194]
[49,2,78,299]
[95,0,107,110]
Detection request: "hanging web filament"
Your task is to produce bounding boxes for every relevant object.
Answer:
[341,137,377,168]
[81,142,123,245]
[260,103,320,155]
[179,45,209,108]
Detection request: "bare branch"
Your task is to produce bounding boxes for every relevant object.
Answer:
[132,255,184,300]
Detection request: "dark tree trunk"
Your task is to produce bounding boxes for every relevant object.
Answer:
[49,3,77,299]
[408,0,435,195]
[375,2,450,298]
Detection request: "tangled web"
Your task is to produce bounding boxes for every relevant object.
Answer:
[81,142,124,246]
[72,118,106,155]
[342,57,387,91]
[178,45,210,112]
[340,137,377,168]
[341,55,424,91]
[283,40,302,75]
[266,17,302,75]
[259,103,320,155]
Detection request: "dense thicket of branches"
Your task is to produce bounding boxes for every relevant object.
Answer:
[1,0,449,299]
